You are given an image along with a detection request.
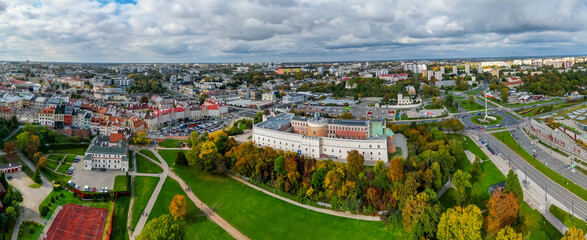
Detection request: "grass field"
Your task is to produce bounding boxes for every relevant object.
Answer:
[48,148,87,155]
[173,166,410,240]
[47,155,65,161]
[492,131,587,205]
[157,150,187,167]
[458,100,485,111]
[39,190,113,219]
[64,155,76,163]
[500,98,562,108]
[111,196,130,240]
[56,163,72,174]
[139,150,159,163]
[17,221,44,240]
[471,114,503,125]
[550,204,587,232]
[517,100,585,117]
[146,177,232,239]
[158,139,186,148]
[135,154,163,174]
[41,168,71,182]
[130,176,159,230]
[468,88,482,95]
[113,175,129,192]
[46,160,59,170]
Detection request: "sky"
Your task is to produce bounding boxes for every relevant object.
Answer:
[0,0,586,63]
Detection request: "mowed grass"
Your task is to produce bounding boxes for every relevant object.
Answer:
[139,150,159,163]
[48,148,87,155]
[158,139,186,148]
[492,131,587,204]
[46,160,60,170]
[173,166,409,240]
[458,100,485,111]
[17,221,44,240]
[47,154,65,161]
[111,195,130,240]
[113,175,130,192]
[147,177,231,239]
[130,176,159,230]
[158,150,187,167]
[135,154,163,174]
[39,190,113,219]
[56,162,72,174]
[64,155,77,163]
[550,204,587,233]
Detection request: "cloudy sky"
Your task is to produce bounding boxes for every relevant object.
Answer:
[0,0,586,63]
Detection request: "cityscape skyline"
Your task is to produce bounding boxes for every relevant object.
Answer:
[1,0,586,63]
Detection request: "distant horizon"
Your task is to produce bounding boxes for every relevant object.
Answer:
[4,54,586,65]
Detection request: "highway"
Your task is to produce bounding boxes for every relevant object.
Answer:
[476,129,587,221]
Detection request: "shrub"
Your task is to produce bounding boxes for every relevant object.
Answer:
[40,205,49,217]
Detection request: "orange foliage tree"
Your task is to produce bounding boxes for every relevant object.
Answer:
[484,188,519,234]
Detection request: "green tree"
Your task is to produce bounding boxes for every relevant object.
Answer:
[468,95,475,105]
[471,156,482,182]
[453,169,472,205]
[496,226,522,240]
[346,150,364,181]
[16,131,31,151]
[174,151,188,166]
[437,205,483,240]
[138,214,185,240]
[501,88,509,103]
[274,156,285,176]
[505,170,523,203]
[33,168,42,184]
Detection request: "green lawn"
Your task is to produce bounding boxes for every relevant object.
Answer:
[517,100,585,117]
[458,100,485,111]
[471,114,503,125]
[138,150,159,163]
[130,176,159,230]
[147,177,232,239]
[46,160,60,170]
[424,104,442,109]
[17,221,44,240]
[158,150,187,167]
[64,155,77,163]
[500,98,562,108]
[550,204,587,232]
[173,166,409,240]
[56,162,72,174]
[516,201,562,240]
[39,190,113,219]
[492,131,587,205]
[470,161,506,209]
[468,88,481,96]
[47,154,65,161]
[41,168,71,182]
[387,147,403,161]
[113,175,130,192]
[48,148,87,155]
[111,196,130,240]
[158,139,186,148]
[135,154,163,174]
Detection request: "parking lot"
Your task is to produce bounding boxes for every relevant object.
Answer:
[155,117,232,136]
[68,160,123,192]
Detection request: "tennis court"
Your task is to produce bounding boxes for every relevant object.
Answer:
[44,204,109,240]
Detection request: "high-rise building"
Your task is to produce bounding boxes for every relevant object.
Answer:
[465,65,470,74]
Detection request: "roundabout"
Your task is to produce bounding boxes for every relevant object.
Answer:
[471,114,503,125]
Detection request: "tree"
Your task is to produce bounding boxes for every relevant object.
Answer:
[468,95,475,105]
[274,156,285,176]
[16,131,30,151]
[132,132,150,145]
[346,150,363,180]
[3,142,15,154]
[0,172,6,189]
[24,135,40,160]
[138,214,185,240]
[33,168,42,184]
[453,170,472,205]
[388,156,404,182]
[169,194,189,220]
[140,95,149,103]
[431,162,443,190]
[496,226,522,240]
[485,188,519,234]
[505,170,523,203]
[471,156,482,182]
[37,156,48,169]
[340,112,354,119]
[403,190,442,239]
[175,151,188,166]
[501,88,509,103]
[562,227,586,240]
[437,205,483,240]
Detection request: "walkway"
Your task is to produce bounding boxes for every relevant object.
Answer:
[148,149,250,240]
[228,174,380,221]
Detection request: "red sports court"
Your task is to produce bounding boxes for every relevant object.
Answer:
[44,203,109,240]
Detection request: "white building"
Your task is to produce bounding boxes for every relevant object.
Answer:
[83,135,129,172]
[282,94,306,104]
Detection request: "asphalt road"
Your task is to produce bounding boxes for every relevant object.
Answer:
[460,110,519,130]
[477,129,587,221]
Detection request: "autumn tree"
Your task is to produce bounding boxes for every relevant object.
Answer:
[505,170,523,203]
[346,150,364,180]
[496,226,522,240]
[33,152,43,163]
[501,87,509,103]
[485,188,519,234]
[140,95,149,104]
[437,205,483,240]
[132,132,150,145]
[24,135,40,160]
[453,170,472,205]
[37,156,48,169]
[388,156,404,182]
[3,141,15,154]
[561,227,586,240]
[403,190,443,239]
[169,194,189,220]
[138,214,185,240]
[340,112,354,119]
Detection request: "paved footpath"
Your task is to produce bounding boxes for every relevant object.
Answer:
[229,174,380,221]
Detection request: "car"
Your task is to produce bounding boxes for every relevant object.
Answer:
[84,185,89,191]
[92,187,96,192]
[6,175,12,180]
